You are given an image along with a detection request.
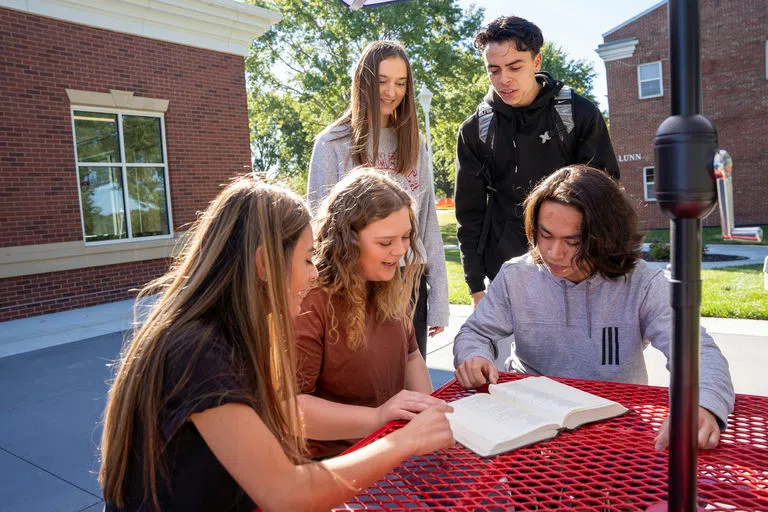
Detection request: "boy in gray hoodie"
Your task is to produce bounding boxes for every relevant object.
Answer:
[453,165,734,450]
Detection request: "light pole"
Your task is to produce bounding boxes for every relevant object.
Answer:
[417,85,433,159]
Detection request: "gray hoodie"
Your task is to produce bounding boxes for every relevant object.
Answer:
[308,124,450,327]
[453,254,735,427]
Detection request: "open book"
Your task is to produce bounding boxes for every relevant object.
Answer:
[446,376,628,457]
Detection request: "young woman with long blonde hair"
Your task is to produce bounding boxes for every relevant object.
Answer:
[307,40,449,359]
[99,174,453,511]
[296,169,444,459]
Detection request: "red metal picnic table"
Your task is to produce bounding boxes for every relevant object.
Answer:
[334,373,768,511]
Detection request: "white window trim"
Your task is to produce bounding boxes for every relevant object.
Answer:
[638,61,663,99]
[70,105,174,245]
[643,166,657,202]
[66,89,168,113]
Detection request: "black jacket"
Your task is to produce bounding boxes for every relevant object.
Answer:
[455,73,620,293]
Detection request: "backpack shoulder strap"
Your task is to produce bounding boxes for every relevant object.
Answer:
[552,85,577,161]
[474,101,497,256]
[474,101,497,180]
[477,101,494,144]
[553,85,574,135]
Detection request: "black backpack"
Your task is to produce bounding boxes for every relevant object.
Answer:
[473,85,576,255]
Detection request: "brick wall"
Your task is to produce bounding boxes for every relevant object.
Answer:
[0,259,171,322]
[0,7,253,319]
[604,1,767,230]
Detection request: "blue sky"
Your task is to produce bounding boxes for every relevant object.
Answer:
[456,0,665,111]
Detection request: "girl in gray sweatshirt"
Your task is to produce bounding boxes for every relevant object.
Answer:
[307,41,449,357]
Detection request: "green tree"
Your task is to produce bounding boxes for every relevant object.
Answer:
[249,91,314,192]
[540,41,598,105]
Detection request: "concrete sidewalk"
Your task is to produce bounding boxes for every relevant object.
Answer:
[0,298,137,359]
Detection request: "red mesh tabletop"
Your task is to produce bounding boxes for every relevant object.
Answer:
[334,374,768,511]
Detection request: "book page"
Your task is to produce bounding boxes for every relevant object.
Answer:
[447,393,560,456]
[489,377,625,427]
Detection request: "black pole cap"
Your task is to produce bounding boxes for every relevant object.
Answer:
[653,114,718,219]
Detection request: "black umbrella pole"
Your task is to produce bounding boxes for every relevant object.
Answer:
[669,0,699,117]
[654,0,719,509]
[668,218,702,511]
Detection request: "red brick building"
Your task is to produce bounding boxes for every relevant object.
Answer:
[0,1,280,321]
[597,0,767,229]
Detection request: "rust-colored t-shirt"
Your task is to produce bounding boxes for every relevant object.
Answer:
[295,288,417,458]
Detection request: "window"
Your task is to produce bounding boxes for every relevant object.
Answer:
[638,62,663,99]
[72,109,172,243]
[643,167,656,202]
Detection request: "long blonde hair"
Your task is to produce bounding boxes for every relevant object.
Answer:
[99,174,310,510]
[332,40,420,176]
[313,169,422,350]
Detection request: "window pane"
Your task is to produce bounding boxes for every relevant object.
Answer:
[645,168,655,181]
[127,167,170,237]
[639,63,660,81]
[123,116,164,163]
[641,80,661,97]
[74,111,120,163]
[78,166,127,242]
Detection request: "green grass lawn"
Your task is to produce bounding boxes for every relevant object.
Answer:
[437,208,768,318]
[444,249,471,305]
[701,265,768,319]
[644,225,768,245]
[438,210,470,304]
[437,209,457,245]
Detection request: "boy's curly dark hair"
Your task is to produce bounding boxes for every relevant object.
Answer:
[473,15,544,57]
[523,165,646,280]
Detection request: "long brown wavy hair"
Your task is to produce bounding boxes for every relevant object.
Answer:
[524,165,645,279]
[313,169,423,349]
[99,174,310,510]
[332,40,420,176]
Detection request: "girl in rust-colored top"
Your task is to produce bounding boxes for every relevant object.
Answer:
[296,169,444,459]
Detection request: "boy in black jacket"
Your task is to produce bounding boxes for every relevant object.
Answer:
[455,15,620,308]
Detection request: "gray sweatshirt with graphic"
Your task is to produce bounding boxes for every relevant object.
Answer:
[307,124,449,327]
[453,254,735,427]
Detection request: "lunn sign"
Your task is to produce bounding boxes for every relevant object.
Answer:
[617,153,642,162]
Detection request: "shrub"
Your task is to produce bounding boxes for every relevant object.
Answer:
[649,239,670,260]
[648,240,710,260]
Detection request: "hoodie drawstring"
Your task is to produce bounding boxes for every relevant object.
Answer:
[562,279,592,337]
[586,281,592,338]
[511,115,519,174]
[561,280,569,327]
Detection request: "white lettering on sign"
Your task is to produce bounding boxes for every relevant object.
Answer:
[617,153,642,162]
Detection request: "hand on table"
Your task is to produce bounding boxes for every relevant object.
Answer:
[654,406,721,451]
[376,389,445,425]
[394,404,455,456]
[455,356,498,389]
